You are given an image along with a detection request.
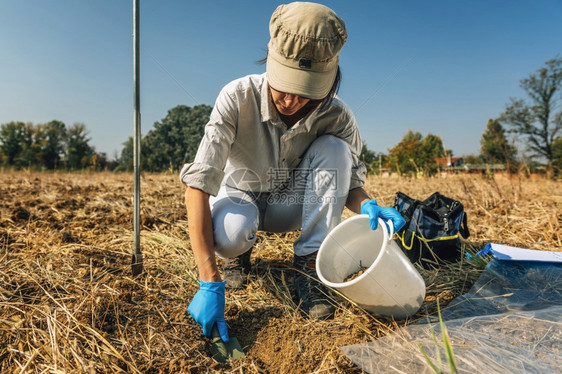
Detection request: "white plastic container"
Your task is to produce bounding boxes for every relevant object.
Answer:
[316,215,426,320]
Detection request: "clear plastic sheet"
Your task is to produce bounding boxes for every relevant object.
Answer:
[342,259,562,373]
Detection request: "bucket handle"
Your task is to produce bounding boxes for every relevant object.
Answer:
[379,218,394,242]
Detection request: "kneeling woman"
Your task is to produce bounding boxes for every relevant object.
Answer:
[180,2,405,343]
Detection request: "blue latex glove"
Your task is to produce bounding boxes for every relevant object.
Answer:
[360,199,406,233]
[188,280,229,342]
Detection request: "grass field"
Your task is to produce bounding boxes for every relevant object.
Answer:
[0,171,560,373]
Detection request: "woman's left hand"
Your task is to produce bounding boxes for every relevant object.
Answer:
[360,199,406,232]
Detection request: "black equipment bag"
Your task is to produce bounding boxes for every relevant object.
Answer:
[394,191,470,269]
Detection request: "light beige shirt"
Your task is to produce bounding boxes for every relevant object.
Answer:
[179,73,366,196]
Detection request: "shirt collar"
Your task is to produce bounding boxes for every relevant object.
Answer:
[260,74,284,127]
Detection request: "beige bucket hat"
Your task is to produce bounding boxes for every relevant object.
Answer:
[266,2,347,100]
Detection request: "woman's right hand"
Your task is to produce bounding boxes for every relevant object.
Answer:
[360,199,406,232]
[188,280,230,342]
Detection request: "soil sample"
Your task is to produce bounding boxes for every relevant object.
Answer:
[344,265,369,282]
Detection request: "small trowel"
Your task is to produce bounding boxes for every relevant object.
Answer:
[210,325,245,363]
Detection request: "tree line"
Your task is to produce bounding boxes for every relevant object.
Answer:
[0,121,110,171]
[1,57,560,176]
[0,104,212,173]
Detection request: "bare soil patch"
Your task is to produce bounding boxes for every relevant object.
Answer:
[0,171,560,373]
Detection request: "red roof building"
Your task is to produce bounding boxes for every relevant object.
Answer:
[434,156,464,167]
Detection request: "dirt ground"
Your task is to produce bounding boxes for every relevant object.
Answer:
[0,171,560,373]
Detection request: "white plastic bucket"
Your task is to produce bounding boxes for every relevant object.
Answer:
[316,215,426,320]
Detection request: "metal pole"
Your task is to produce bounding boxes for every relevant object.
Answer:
[131,0,143,276]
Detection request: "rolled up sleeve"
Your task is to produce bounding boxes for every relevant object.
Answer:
[350,161,367,190]
[179,162,225,196]
[179,87,238,196]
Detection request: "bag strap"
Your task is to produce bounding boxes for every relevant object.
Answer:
[459,211,470,238]
[397,230,416,250]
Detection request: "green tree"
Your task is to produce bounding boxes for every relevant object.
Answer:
[360,142,377,174]
[116,137,149,172]
[553,136,562,176]
[117,137,134,171]
[388,131,445,175]
[65,122,94,170]
[421,134,445,159]
[36,120,67,169]
[0,121,24,166]
[14,122,35,169]
[360,142,376,164]
[463,154,480,165]
[480,119,517,167]
[88,152,109,171]
[388,130,424,175]
[142,104,212,172]
[500,56,562,168]
[0,121,37,169]
[420,133,444,173]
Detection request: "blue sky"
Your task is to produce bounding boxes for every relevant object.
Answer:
[1,1,561,160]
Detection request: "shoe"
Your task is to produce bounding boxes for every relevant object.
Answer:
[223,248,252,289]
[293,252,335,319]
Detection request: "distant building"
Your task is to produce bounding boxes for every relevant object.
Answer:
[434,155,464,168]
[434,155,506,173]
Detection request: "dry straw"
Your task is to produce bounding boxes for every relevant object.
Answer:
[0,171,560,373]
